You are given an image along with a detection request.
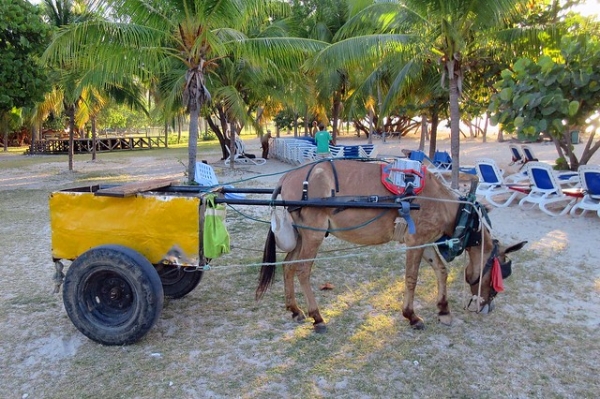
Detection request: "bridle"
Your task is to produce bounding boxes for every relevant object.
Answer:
[466,239,514,312]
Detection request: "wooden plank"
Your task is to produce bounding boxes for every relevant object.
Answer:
[95,178,177,198]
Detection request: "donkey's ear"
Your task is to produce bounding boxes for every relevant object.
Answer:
[502,241,528,254]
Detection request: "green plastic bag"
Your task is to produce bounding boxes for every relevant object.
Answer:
[203,194,230,259]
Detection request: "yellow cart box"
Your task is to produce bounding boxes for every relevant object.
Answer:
[49,186,201,265]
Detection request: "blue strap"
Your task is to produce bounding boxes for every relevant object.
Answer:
[399,201,416,234]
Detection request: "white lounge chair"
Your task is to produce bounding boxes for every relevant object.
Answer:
[518,162,577,216]
[508,144,526,166]
[224,137,266,166]
[194,162,245,199]
[569,165,600,218]
[475,158,528,207]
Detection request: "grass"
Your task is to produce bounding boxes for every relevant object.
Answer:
[1,151,600,398]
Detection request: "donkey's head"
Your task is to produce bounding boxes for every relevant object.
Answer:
[465,235,527,313]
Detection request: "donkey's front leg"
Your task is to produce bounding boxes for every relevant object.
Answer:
[402,248,425,329]
[422,247,452,326]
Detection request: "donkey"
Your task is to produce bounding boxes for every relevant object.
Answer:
[256,159,526,332]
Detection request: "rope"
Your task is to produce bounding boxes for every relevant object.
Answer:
[202,237,461,271]
[230,244,371,254]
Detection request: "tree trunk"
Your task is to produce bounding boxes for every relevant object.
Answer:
[332,92,342,145]
[429,106,439,159]
[91,116,97,161]
[294,112,298,138]
[188,106,199,184]
[164,118,169,148]
[304,111,310,137]
[419,115,427,151]
[67,104,75,171]
[579,131,600,165]
[448,69,461,189]
[228,122,236,170]
[178,115,182,144]
[482,115,489,143]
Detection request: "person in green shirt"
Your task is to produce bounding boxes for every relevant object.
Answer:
[314,123,332,158]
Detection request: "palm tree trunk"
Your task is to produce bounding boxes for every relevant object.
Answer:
[188,107,199,184]
[67,104,75,171]
[178,115,183,144]
[429,106,439,158]
[332,92,342,144]
[448,73,461,189]
[91,116,97,161]
[419,115,427,151]
[164,118,169,148]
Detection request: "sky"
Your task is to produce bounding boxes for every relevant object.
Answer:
[574,0,600,18]
[25,0,599,19]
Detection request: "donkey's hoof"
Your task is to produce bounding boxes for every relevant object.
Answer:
[410,319,425,330]
[438,314,453,326]
[314,323,327,334]
[292,312,306,323]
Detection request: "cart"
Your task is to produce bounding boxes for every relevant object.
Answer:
[50,178,418,345]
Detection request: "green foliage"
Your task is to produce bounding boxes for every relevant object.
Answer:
[274,108,301,130]
[201,129,217,141]
[0,0,51,113]
[96,102,153,131]
[489,37,600,141]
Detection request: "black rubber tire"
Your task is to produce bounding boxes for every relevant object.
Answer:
[155,265,203,299]
[62,245,164,346]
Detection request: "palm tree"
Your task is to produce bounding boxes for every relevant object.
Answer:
[43,0,326,183]
[314,0,528,188]
[40,0,99,169]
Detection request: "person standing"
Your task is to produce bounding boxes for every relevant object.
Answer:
[314,123,332,158]
[261,130,272,159]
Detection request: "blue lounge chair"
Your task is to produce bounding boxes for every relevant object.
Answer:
[475,158,528,207]
[570,165,600,218]
[519,162,577,216]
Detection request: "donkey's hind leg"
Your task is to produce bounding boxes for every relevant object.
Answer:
[422,247,452,326]
[282,250,305,322]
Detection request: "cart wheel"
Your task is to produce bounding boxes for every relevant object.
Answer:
[62,245,164,346]
[156,265,203,299]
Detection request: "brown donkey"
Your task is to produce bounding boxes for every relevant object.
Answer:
[256,159,526,332]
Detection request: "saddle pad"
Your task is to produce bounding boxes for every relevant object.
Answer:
[381,160,426,195]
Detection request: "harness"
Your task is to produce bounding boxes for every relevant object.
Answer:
[436,194,491,263]
[295,159,417,233]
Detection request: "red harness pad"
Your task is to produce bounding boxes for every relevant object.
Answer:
[381,163,426,195]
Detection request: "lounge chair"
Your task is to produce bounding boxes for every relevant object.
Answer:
[569,165,600,218]
[518,162,577,216]
[194,162,245,199]
[474,158,528,207]
[521,144,539,163]
[509,144,526,166]
[225,137,266,166]
[410,150,475,184]
[506,144,577,185]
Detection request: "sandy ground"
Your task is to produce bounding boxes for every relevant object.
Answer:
[1,132,599,398]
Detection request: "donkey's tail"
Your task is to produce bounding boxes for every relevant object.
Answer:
[256,184,283,300]
[256,227,277,300]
